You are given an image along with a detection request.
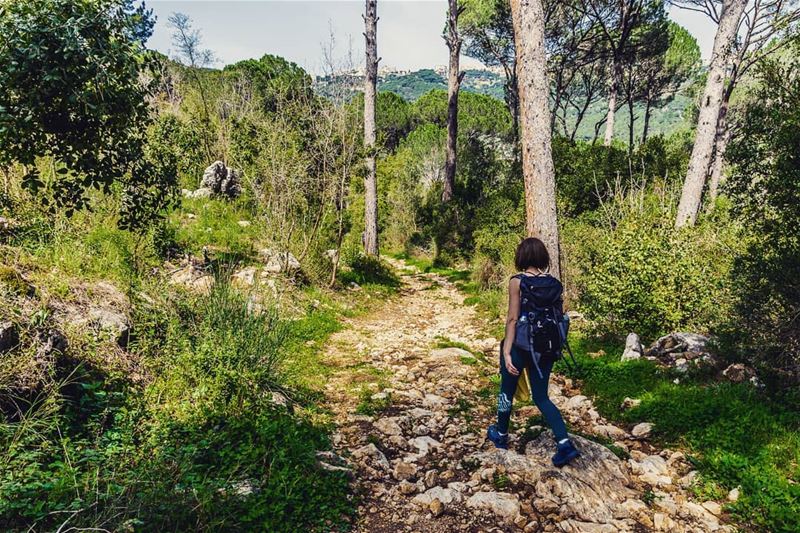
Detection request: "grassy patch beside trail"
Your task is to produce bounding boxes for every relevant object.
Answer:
[388,251,471,283]
[1,279,367,532]
[565,333,800,533]
[0,208,402,531]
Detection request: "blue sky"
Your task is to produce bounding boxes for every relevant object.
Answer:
[147,1,716,75]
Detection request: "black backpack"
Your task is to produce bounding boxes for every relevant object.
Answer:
[511,274,579,377]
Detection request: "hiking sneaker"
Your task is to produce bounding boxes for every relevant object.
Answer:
[552,439,580,467]
[486,424,509,450]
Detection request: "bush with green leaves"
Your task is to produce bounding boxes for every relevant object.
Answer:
[224,54,313,114]
[150,277,289,410]
[553,134,689,218]
[721,47,800,389]
[0,0,177,229]
[470,188,525,289]
[340,253,399,287]
[570,185,736,341]
[136,279,352,531]
[376,113,515,263]
[412,89,513,138]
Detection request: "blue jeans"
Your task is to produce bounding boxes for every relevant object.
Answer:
[497,343,568,441]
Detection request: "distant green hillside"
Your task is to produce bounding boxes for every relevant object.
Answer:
[319,68,693,141]
[379,68,505,101]
[577,94,693,142]
[379,69,445,99]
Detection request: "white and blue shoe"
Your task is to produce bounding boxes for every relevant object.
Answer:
[552,439,580,467]
[486,424,509,449]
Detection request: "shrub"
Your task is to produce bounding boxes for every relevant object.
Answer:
[471,187,525,289]
[721,47,800,389]
[553,134,688,218]
[133,407,352,532]
[341,253,398,287]
[155,277,289,410]
[570,185,735,341]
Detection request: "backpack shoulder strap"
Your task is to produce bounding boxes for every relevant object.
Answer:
[511,273,530,290]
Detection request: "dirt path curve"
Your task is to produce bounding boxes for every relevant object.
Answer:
[323,259,732,533]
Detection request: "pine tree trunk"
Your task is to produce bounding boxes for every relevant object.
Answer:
[603,58,622,147]
[708,62,739,204]
[707,131,729,203]
[510,0,560,278]
[363,0,379,255]
[443,0,462,203]
[675,0,747,227]
[641,99,652,144]
[627,97,636,153]
[505,68,521,153]
[708,96,731,203]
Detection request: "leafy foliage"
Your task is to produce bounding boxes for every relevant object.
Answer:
[722,47,800,387]
[553,134,690,217]
[413,89,513,138]
[341,254,399,287]
[224,54,313,113]
[571,186,735,340]
[0,0,175,228]
[0,279,353,531]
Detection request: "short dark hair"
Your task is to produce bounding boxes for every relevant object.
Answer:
[514,237,550,271]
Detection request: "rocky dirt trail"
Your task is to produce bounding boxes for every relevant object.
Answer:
[322,260,733,532]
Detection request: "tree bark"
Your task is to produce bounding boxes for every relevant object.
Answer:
[641,98,652,144]
[506,72,520,142]
[675,0,747,227]
[708,54,740,203]
[707,94,731,202]
[603,58,622,146]
[443,0,463,203]
[510,0,561,278]
[627,96,636,153]
[363,0,379,255]
[505,68,521,160]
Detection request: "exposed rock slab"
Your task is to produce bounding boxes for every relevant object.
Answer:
[621,332,643,361]
[465,491,520,520]
[200,160,241,198]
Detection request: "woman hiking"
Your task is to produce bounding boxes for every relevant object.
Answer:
[486,237,581,467]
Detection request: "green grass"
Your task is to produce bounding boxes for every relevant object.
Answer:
[447,397,475,421]
[172,196,262,260]
[432,336,478,354]
[517,415,547,449]
[355,390,392,416]
[1,279,358,531]
[389,251,470,283]
[492,472,511,490]
[339,254,401,288]
[565,332,800,533]
[0,202,406,532]
[457,284,506,338]
[431,337,487,367]
[283,302,345,395]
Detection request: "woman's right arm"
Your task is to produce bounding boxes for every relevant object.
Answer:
[503,277,521,376]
